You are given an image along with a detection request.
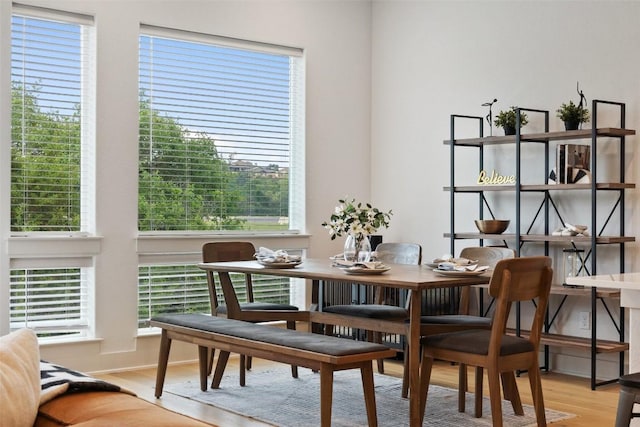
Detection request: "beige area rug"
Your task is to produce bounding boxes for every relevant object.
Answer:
[166,365,574,426]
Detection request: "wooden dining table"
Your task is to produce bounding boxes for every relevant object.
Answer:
[198,257,491,427]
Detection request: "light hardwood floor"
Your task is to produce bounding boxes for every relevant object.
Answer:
[96,355,621,426]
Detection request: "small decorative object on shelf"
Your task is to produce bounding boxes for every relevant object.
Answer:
[562,248,585,288]
[474,219,510,234]
[322,197,392,262]
[482,98,498,136]
[556,100,590,130]
[494,106,529,135]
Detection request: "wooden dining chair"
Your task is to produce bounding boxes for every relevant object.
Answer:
[203,241,307,385]
[401,246,516,399]
[418,256,553,427]
[323,242,422,373]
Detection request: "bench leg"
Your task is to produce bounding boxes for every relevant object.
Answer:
[360,362,378,427]
[211,350,230,389]
[319,365,334,427]
[239,355,246,386]
[287,320,299,379]
[198,345,209,391]
[155,330,172,398]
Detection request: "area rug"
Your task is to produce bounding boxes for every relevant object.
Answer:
[166,366,574,426]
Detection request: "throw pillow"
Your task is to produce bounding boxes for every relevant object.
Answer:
[0,328,41,427]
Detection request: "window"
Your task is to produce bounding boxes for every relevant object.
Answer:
[137,264,293,328]
[138,26,304,232]
[137,26,305,327]
[9,8,95,337]
[10,268,90,336]
[10,10,95,233]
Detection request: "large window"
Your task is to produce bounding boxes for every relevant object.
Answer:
[137,26,304,326]
[9,9,95,337]
[138,26,304,232]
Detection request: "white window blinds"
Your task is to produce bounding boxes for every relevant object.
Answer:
[138,26,304,232]
[10,8,95,233]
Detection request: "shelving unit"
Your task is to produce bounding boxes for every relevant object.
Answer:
[445,100,636,389]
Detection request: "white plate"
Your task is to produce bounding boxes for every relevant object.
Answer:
[339,266,390,275]
[257,260,302,269]
[433,268,486,277]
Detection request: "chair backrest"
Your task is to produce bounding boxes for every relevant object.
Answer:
[202,242,256,314]
[488,256,553,355]
[457,246,516,314]
[375,242,423,265]
[374,242,422,305]
[459,246,515,268]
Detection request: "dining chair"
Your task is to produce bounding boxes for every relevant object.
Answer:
[401,246,515,399]
[203,241,307,385]
[323,242,422,373]
[418,256,553,427]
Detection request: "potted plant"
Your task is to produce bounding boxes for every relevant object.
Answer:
[556,100,589,130]
[494,107,529,135]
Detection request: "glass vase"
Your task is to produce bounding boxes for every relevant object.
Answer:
[343,234,372,262]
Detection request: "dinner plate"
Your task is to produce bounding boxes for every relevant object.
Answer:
[339,266,390,275]
[433,268,486,277]
[257,260,302,269]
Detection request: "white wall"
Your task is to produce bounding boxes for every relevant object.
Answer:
[2,0,638,380]
[0,0,373,372]
[371,0,640,378]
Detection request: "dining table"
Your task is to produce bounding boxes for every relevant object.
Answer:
[198,257,491,427]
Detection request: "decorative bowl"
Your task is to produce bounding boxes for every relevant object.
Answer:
[474,219,510,234]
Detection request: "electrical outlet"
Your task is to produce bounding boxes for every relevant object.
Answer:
[579,311,590,330]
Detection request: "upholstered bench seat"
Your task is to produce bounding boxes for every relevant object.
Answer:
[151,313,396,427]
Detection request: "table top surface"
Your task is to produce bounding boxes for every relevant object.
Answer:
[198,258,490,290]
[566,272,640,290]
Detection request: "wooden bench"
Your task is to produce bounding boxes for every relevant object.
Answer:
[151,313,396,427]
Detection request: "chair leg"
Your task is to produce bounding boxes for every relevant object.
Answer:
[527,363,547,427]
[211,350,230,389]
[401,342,410,398]
[487,367,503,427]
[458,363,467,413]
[360,362,379,427]
[474,366,483,418]
[371,331,385,374]
[501,371,524,416]
[207,347,215,376]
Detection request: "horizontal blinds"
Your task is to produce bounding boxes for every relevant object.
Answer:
[139,28,301,231]
[10,268,89,336]
[137,264,293,328]
[10,11,93,232]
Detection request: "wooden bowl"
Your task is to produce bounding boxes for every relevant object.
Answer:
[474,219,510,234]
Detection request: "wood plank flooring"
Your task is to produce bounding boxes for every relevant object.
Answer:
[96,355,621,426]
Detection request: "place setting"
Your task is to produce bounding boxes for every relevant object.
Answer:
[254,247,302,268]
[429,254,490,277]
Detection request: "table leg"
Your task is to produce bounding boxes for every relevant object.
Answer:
[409,289,422,426]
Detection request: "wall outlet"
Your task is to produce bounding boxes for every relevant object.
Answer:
[578,311,590,330]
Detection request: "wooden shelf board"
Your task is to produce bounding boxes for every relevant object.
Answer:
[443,128,636,146]
[506,329,629,353]
[473,284,620,298]
[444,183,635,192]
[446,233,635,244]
